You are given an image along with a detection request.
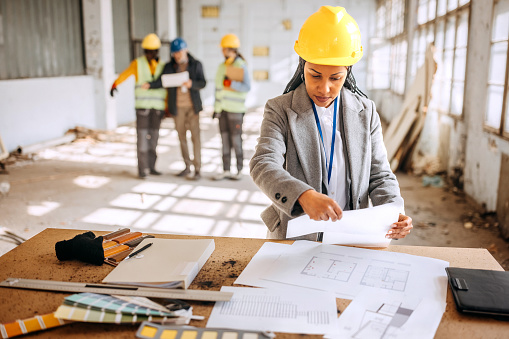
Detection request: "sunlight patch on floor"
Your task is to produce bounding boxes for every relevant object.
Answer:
[73,175,111,189]
[82,207,143,226]
[27,201,61,217]
[110,193,162,210]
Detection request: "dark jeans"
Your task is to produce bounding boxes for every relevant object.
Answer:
[218,111,244,172]
[136,108,164,176]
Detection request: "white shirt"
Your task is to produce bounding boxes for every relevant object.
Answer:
[314,98,348,209]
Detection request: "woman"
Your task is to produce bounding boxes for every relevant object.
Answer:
[213,34,251,180]
[250,6,413,240]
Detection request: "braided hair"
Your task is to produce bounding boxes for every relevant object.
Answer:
[283,57,367,98]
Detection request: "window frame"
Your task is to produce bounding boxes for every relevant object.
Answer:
[413,0,471,120]
[370,0,407,95]
[485,0,509,139]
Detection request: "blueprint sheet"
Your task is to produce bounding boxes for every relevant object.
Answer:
[327,289,443,339]
[206,286,339,335]
[262,241,449,303]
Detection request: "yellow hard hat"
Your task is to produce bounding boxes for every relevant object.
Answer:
[221,33,240,48]
[141,33,161,50]
[294,6,363,66]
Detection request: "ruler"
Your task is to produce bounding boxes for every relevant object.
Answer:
[0,278,232,302]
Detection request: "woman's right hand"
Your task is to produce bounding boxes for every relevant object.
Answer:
[297,189,343,221]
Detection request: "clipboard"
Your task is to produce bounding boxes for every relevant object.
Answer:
[226,66,244,82]
[161,71,189,88]
[445,267,509,317]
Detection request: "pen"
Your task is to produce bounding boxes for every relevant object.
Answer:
[124,242,153,260]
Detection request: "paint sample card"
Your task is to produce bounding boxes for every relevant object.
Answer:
[136,322,272,339]
[207,286,339,335]
[64,292,175,317]
[54,305,191,325]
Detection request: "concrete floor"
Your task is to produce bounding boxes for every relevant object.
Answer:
[1,107,508,270]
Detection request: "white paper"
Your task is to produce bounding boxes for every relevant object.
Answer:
[263,242,449,306]
[161,71,189,88]
[207,286,339,335]
[234,242,290,288]
[287,203,400,247]
[328,289,443,339]
[234,241,323,292]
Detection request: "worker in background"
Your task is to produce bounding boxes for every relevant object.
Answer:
[213,34,251,181]
[110,33,167,179]
[143,38,206,180]
[250,6,413,240]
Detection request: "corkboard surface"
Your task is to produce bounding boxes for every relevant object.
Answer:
[0,228,507,338]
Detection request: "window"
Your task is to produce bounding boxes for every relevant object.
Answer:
[369,0,407,94]
[413,0,470,117]
[485,0,509,137]
[112,0,169,74]
[0,0,85,80]
[391,37,408,94]
[411,21,434,78]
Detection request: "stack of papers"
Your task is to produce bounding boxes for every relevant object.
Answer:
[227,241,449,338]
[54,292,192,324]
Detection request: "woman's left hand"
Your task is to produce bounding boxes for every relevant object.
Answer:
[386,214,413,239]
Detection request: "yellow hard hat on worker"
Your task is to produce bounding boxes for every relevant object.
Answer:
[294,6,363,66]
[221,33,240,49]
[141,33,161,50]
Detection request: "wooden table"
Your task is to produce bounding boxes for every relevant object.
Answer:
[0,228,507,338]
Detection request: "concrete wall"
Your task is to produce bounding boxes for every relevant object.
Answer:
[180,0,375,108]
[464,0,509,211]
[0,0,177,153]
[0,76,96,152]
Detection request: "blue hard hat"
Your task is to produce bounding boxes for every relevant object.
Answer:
[170,38,187,53]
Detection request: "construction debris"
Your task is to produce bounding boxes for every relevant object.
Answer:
[422,175,444,187]
[0,226,26,246]
[0,181,10,197]
[384,43,437,173]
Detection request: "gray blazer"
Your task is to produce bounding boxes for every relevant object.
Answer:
[249,83,404,240]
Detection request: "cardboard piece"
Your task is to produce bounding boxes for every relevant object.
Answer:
[226,66,244,82]
[102,238,215,289]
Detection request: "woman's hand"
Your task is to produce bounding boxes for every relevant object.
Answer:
[141,82,150,90]
[298,190,343,221]
[386,214,413,239]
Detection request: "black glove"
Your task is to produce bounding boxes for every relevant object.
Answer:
[110,87,118,97]
[55,231,105,265]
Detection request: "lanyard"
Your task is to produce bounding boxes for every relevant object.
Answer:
[311,97,337,185]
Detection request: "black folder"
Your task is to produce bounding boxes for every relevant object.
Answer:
[445,267,509,317]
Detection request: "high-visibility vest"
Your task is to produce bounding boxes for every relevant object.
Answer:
[214,57,248,114]
[134,56,167,110]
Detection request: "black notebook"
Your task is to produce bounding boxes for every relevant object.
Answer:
[445,267,509,317]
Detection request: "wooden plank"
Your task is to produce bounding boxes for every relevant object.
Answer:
[497,153,509,239]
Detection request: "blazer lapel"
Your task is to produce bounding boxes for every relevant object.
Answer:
[287,84,324,192]
[341,89,366,206]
